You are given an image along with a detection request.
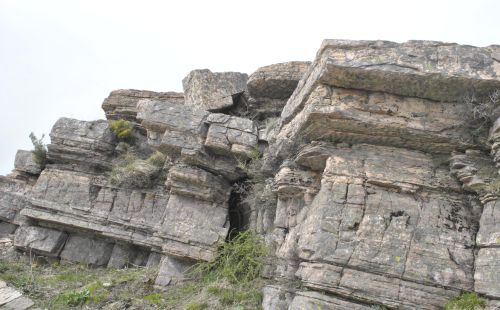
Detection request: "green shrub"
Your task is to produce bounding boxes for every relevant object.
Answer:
[109,119,133,142]
[445,292,486,310]
[29,132,47,167]
[190,230,267,284]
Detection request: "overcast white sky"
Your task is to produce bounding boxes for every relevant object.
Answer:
[1,0,499,175]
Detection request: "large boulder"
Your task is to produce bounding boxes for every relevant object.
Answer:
[182,69,248,111]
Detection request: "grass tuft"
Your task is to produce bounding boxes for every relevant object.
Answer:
[444,292,486,310]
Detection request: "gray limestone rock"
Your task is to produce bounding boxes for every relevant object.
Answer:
[182,69,248,111]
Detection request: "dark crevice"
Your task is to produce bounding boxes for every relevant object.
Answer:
[227,180,251,240]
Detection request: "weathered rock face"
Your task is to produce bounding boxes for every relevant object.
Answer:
[261,40,500,309]
[268,143,479,309]
[1,39,500,309]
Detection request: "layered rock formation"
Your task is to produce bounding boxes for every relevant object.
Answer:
[1,41,500,309]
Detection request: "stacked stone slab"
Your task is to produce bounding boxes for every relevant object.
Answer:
[102,89,184,122]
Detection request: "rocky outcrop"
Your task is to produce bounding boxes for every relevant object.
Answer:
[1,39,500,309]
[261,40,500,309]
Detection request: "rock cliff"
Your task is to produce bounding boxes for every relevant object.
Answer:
[1,39,500,309]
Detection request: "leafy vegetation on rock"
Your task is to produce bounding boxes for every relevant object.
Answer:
[190,230,267,284]
[109,119,134,142]
[29,132,47,167]
[109,151,166,188]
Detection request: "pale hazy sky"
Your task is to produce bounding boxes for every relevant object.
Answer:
[1,0,499,175]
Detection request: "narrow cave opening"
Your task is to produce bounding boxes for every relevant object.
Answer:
[227,181,252,240]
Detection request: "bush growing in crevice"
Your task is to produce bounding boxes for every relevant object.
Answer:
[189,230,267,284]
[234,150,276,217]
[29,132,47,167]
[444,292,486,310]
[464,89,500,127]
[155,230,268,309]
[109,151,166,188]
[109,119,134,142]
